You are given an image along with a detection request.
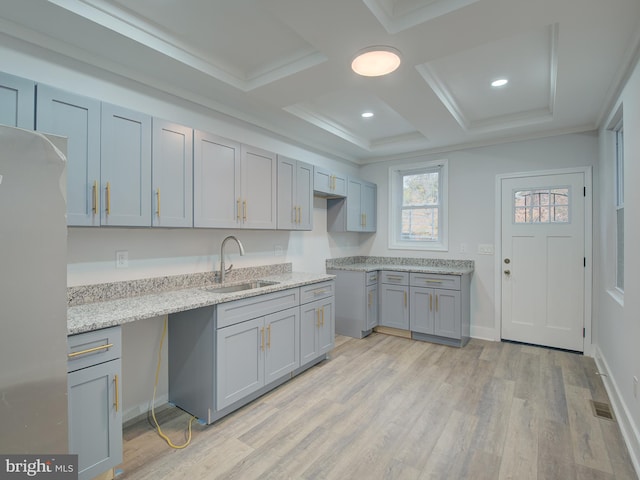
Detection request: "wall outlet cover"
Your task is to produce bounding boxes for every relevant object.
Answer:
[477,244,495,255]
[116,250,129,268]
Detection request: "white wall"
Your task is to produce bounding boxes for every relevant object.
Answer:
[359,133,599,340]
[596,56,640,470]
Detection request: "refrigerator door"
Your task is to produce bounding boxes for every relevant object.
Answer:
[0,125,68,453]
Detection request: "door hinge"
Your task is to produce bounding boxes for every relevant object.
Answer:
[583,327,586,338]
[584,257,586,267]
[583,186,586,196]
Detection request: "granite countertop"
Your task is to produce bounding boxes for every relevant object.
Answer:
[325,256,474,276]
[67,268,333,335]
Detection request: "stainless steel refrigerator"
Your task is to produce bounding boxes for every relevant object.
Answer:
[0,125,68,453]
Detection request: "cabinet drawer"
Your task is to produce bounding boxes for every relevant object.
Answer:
[366,271,378,285]
[380,271,409,285]
[217,288,299,329]
[67,326,122,373]
[300,280,334,304]
[410,273,461,291]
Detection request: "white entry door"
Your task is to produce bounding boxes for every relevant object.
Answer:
[501,172,586,352]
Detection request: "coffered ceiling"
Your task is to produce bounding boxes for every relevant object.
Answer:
[1,0,639,164]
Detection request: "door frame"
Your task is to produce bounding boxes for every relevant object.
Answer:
[493,166,593,355]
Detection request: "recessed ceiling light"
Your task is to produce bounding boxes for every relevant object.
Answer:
[491,78,509,87]
[361,112,374,118]
[351,46,401,77]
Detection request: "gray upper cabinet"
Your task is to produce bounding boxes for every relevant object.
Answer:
[0,72,35,129]
[152,119,193,227]
[193,130,241,228]
[327,176,377,232]
[193,133,276,229]
[241,145,277,229]
[313,166,346,197]
[36,85,101,226]
[277,156,313,230]
[100,103,152,226]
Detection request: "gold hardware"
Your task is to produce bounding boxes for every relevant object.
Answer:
[368,291,372,307]
[317,309,321,327]
[293,206,297,224]
[156,188,161,216]
[321,307,325,326]
[314,290,327,295]
[243,200,247,222]
[363,213,367,227]
[404,291,407,307]
[92,180,98,214]
[429,293,432,311]
[361,213,365,227]
[267,324,271,349]
[237,198,241,221]
[425,279,443,284]
[105,182,111,215]
[330,175,335,190]
[297,206,302,224]
[68,343,114,358]
[261,327,265,351]
[435,295,439,312]
[114,374,119,412]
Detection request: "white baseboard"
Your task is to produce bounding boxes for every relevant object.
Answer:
[594,345,640,477]
[470,325,499,342]
[122,393,168,424]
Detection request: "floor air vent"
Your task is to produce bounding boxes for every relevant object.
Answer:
[591,400,615,421]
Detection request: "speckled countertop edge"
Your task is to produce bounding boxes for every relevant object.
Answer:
[325,256,474,275]
[67,268,334,335]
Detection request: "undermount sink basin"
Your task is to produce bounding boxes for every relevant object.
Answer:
[203,280,278,294]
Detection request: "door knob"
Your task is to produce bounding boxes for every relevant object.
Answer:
[504,270,511,275]
[504,258,511,264]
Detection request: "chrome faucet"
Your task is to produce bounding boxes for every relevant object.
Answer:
[218,235,245,283]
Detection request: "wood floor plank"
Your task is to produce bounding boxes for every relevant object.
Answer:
[498,397,538,480]
[537,418,577,480]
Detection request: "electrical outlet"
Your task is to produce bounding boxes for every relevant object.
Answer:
[634,376,638,399]
[274,245,283,257]
[477,244,495,255]
[116,250,128,268]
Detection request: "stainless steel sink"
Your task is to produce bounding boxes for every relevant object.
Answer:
[203,280,278,294]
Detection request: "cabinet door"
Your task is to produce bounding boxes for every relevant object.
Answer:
[241,145,276,229]
[313,167,346,197]
[36,85,101,226]
[366,284,378,330]
[296,160,313,230]
[362,181,377,232]
[317,298,335,355]
[277,156,296,230]
[0,72,34,129]
[68,360,122,480]
[346,178,363,231]
[100,103,152,226]
[410,287,434,334]
[193,130,241,228]
[300,302,320,365]
[152,119,193,227]
[216,318,264,410]
[379,284,409,329]
[264,307,299,383]
[434,289,461,339]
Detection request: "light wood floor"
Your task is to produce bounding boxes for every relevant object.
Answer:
[118,334,638,479]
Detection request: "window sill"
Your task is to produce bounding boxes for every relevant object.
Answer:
[388,242,448,252]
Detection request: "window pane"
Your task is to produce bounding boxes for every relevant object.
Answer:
[553,206,569,222]
[401,207,438,241]
[514,188,570,224]
[403,172,439,206]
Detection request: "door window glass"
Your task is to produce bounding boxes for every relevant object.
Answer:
[513,187,570,224]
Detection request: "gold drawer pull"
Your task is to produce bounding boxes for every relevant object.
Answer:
[314,290,328,295]
[425,279,443,284]
[68,343,114,358]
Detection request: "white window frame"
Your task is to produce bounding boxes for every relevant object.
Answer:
[614,120,624,293]
[388,159,448,251]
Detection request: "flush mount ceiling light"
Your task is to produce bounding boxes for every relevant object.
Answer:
[361,111,374,118]
[351,46,401,77]
[491,78,509,87]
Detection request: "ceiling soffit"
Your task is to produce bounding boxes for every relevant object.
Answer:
[47,0,327,91]
[362,0,482,34]
[416,23,559,133]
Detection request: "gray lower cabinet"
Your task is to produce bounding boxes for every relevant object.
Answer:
[328,269,377,338]
[169,282,334,425]
[67,327,122,480]
[379,271,409,330]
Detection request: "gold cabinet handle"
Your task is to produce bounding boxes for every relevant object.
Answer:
[297,206,302,224]
[292,206,297,224]
[114,374,119,412]
[363,213,367,227]
[156,188,161,216]
[261,327,265,351]
[243,200,247,222]
[267,324,271,349]
[68,343,114,358]
[368,291,372,307]
[314,289,327,296]
[435,295,439,312]
[92,180,98,214]
[105,182,111,215]
[317,308,321,327]
[237,198,241,221]
[429,293,433,311]
[404,291,407,307]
